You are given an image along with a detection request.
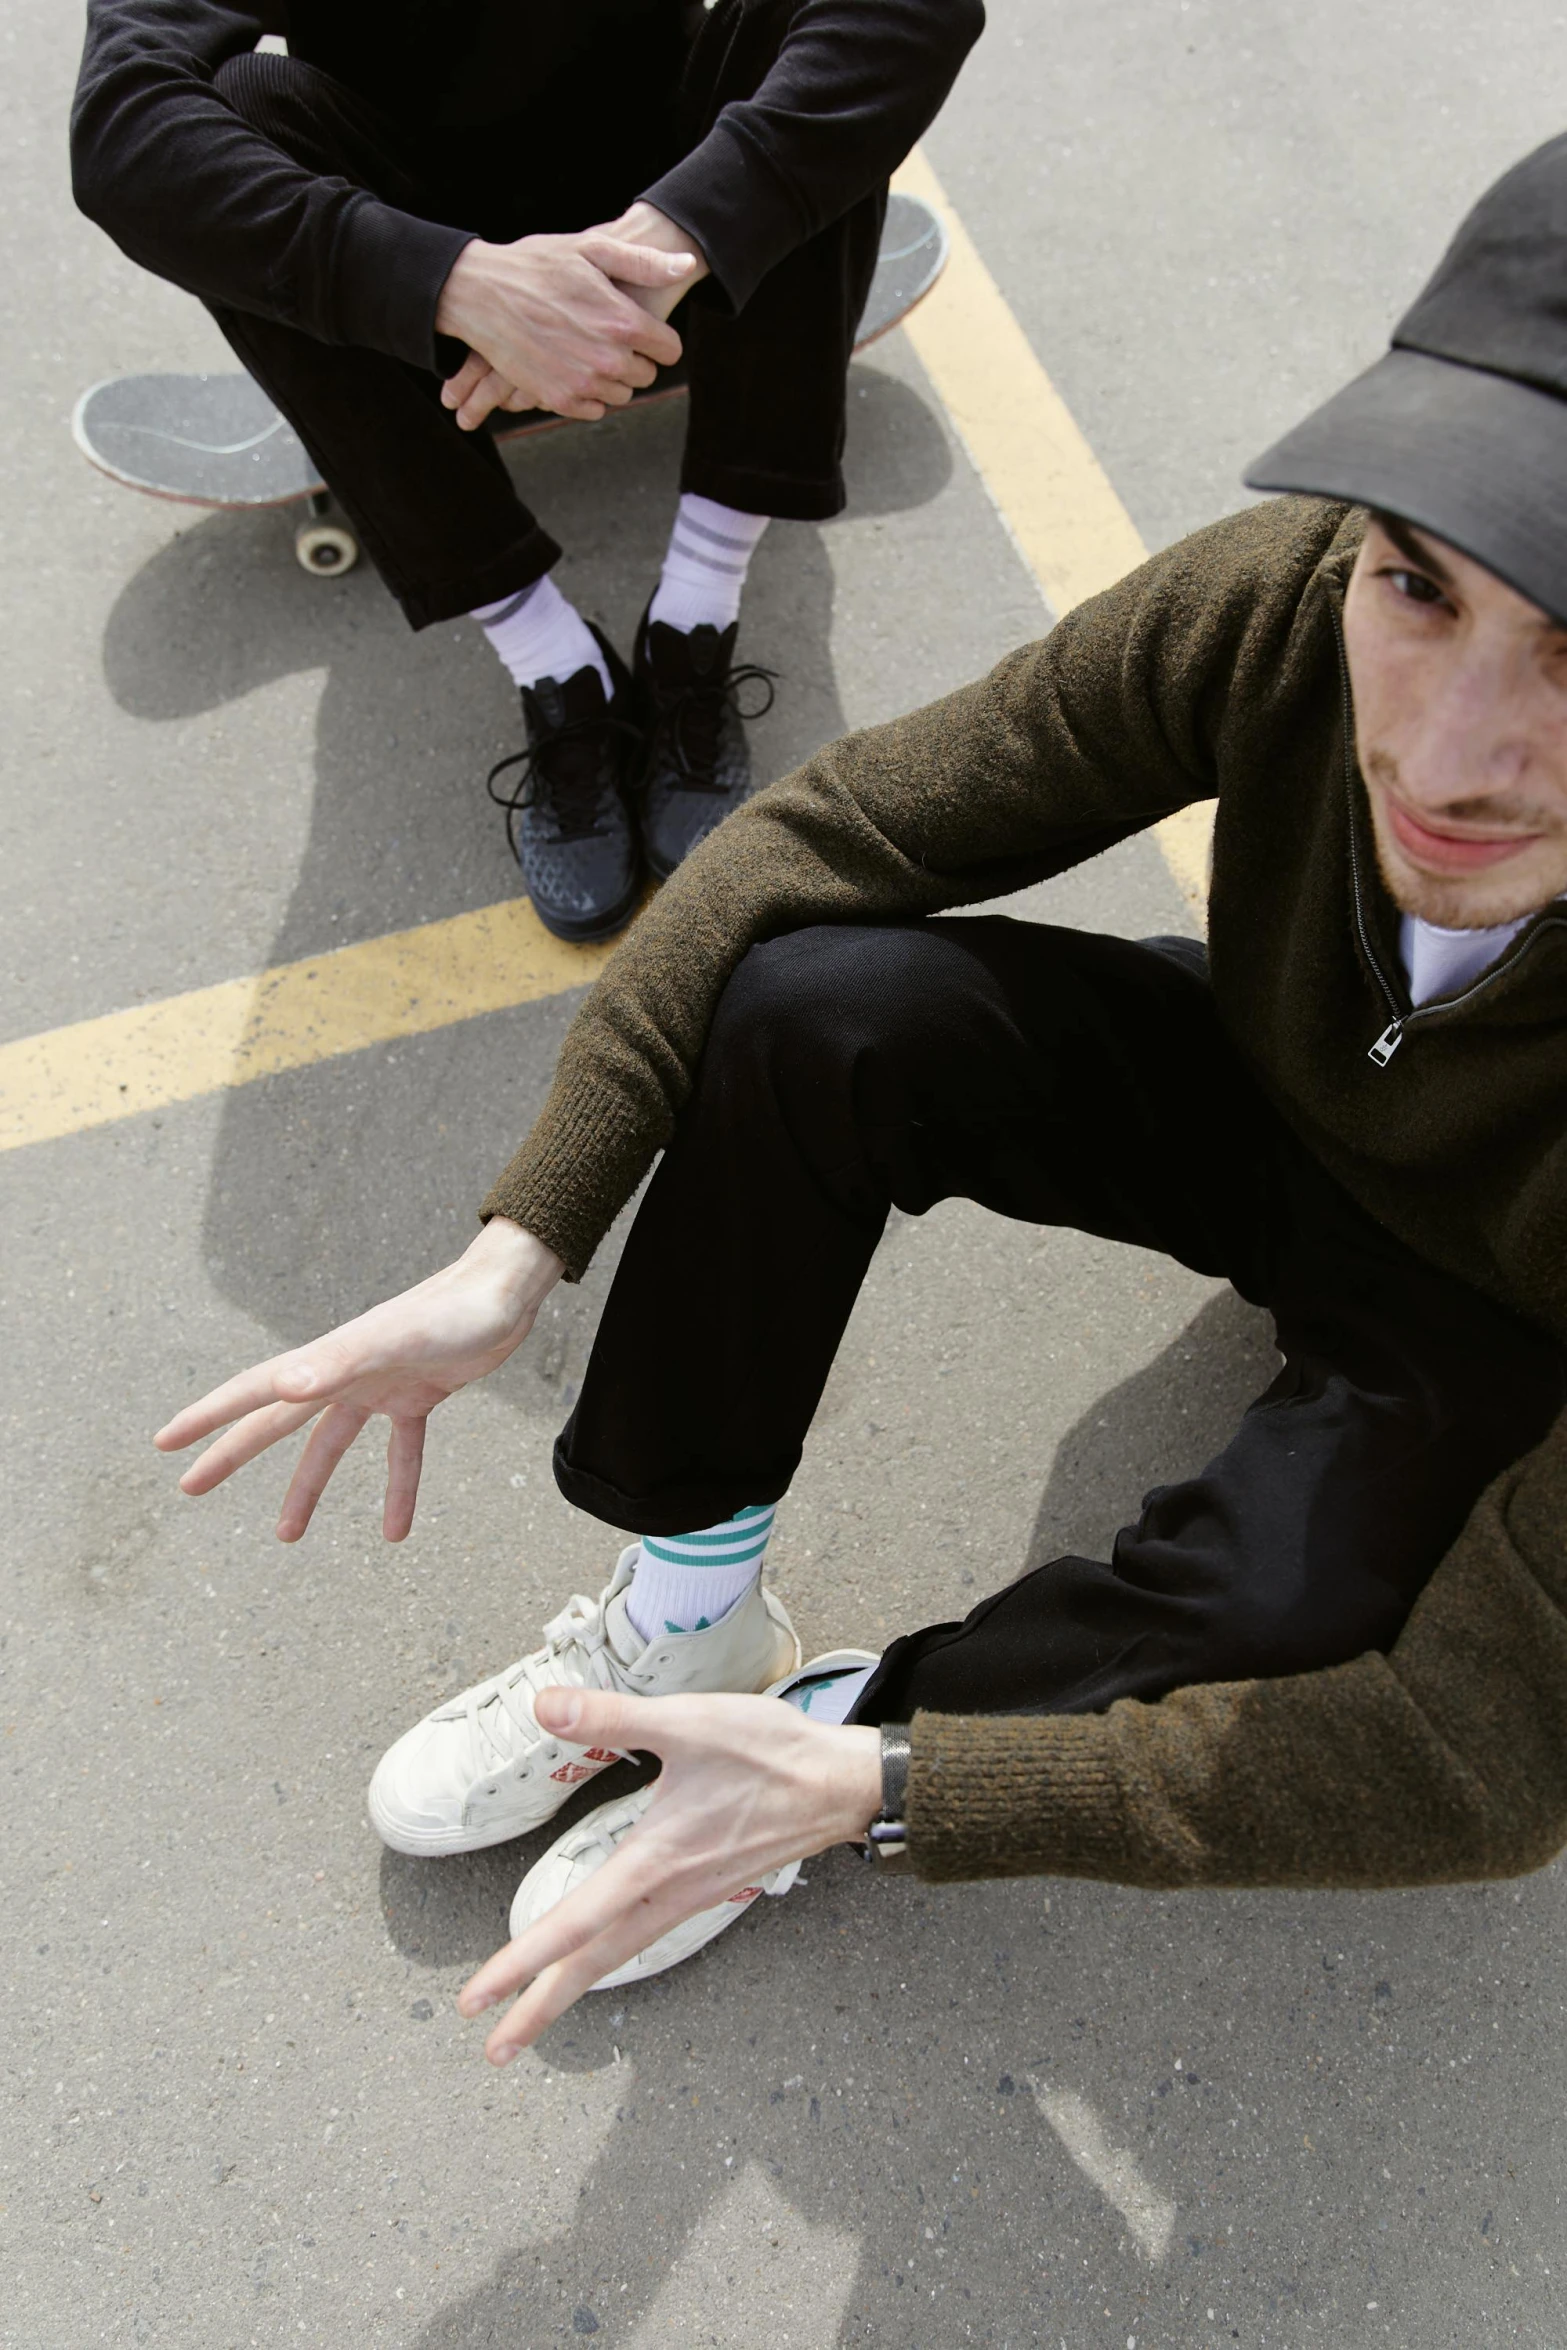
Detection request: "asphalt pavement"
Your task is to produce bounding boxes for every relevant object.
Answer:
[5,3,1567,2344]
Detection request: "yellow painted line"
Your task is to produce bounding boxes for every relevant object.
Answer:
[893,147,1215,913]
[893,149,1148,612]
[0,899,613,1152]
[8,154,1210,1155]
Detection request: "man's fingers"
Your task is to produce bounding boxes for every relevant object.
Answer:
[382,1416,427,1543]
[178,1397,322,1495]
[461,1883,650,2018]
[452,1686,855,2058]
[486,1954,604,2055]
[275,1402,371,1543]
[441,351,489,411]
[155,1357,297,1452]
[623,314,683,368]
[484,1915,678,2057]
[531,1684,661,1756]
[155,1331,379,1456]
[476,1827,763,2059]
[460,1822,674,2020]
[579,235,698,292]
[453,367,515,431]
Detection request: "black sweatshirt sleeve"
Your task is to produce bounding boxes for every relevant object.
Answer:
[71,0,981,361]
[70,0,472,370]
[643,0,986,313]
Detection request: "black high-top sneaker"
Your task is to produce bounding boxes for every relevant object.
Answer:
[486,628,644,941]
[634,611,777,879]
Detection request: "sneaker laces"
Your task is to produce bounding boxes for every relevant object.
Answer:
[460,1589,626,1777]
[648,660,777,792]
[486,709,643,848]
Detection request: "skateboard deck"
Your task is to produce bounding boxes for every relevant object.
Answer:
[71,192,948,575]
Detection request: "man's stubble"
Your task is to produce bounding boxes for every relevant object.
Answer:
[1363,745,1567,930]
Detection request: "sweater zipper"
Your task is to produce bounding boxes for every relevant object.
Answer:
[1328,605,1567,1065]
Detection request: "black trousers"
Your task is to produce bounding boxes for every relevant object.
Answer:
[205,32,884,628]
[554,920,1567,1722]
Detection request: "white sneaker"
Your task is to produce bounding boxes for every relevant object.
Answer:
[366,1547,801,1857]
[505,1649,878,1989]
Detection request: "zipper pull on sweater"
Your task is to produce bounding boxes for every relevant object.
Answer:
[1368,1018,1405,1067]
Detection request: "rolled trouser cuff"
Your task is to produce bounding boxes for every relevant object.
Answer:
[678,450,846,523]
[551,1424,794,1538]
[396,520,562,631]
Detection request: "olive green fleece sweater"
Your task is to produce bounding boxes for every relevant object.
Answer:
[482,494,1567,1891]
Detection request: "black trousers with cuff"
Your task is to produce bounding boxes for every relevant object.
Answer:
[202,32,883,629]
[553,920,1567,1724]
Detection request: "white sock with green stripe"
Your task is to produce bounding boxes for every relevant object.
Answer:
[625,1504,777,1642]
[784,1662,876,1724]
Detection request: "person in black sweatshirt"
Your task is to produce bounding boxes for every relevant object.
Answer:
[71,0,983,941]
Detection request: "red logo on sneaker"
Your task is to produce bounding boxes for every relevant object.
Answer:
[728,1887,763,1904]
[582,1748,616,1763]
[549,1758,606,1784]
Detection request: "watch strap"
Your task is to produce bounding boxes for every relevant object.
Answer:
[865,1721,912,1868]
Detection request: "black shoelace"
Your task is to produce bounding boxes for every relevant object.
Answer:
[648,661,778,791]
[485,709,643,851]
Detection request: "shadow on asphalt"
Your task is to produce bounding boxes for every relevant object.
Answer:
[397,1815,1557,2347]
[1025,1285,1281,1572]
[96,364,953,1390]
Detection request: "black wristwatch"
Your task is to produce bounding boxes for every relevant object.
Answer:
[863,1721,911,1869]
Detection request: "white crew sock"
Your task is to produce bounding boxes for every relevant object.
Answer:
[783,1662,877,1725]
[625,1503,777,1642]
[647,494,771,635]
[473,572,611,698]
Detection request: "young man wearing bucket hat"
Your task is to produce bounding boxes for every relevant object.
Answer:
[160,133,1567,2055]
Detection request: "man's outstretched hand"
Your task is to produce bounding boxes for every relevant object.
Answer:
[153,1218,562,1543]
[458,1687,882,2059]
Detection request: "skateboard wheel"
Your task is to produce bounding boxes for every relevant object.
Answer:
[294,518,359,576]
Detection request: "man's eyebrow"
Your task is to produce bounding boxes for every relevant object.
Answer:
[1371,509,1567,634]
[1370,509,1458,588]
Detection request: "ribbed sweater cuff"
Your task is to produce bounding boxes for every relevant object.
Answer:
[642,123,808,314]
[479,1087,662,1283]
[331,196,476,371]
[907,1712,1136,1884]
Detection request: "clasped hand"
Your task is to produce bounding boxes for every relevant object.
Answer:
[436,203,707,430]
